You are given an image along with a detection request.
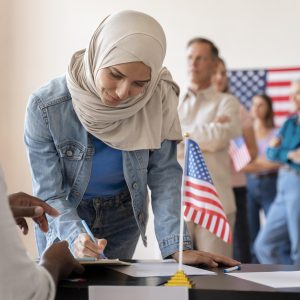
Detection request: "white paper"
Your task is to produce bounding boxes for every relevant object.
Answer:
[227,271,300,288]
[89,286,188,300]
[77,258,131,266]
[108,261,215,277]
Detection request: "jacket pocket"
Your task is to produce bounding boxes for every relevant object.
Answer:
[57,140,85,160]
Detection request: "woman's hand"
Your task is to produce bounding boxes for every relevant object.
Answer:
[172,250,240,268]
[74,233,107,258]
[269,137,281,148]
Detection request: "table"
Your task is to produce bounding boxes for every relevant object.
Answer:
[56,263,300,300]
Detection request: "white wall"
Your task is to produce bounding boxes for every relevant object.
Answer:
[1,0,300,258]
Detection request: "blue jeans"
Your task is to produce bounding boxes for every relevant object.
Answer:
[255,168,300,265]
[246,172,277,262]
[77,189,140,259]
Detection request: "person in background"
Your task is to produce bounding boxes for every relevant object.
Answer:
[211,57,257,263]
[24,10,239,268]
[244,94,280,262]
[178,38,241,258]
[255,80,300,265]
[0,167,84,300]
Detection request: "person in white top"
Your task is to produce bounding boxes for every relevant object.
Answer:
[0,167,84,300]
[178,38,241,257]
[211,57,258,263]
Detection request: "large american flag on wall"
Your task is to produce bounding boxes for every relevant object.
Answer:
[228,67,300,127]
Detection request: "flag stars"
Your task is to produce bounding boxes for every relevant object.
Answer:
[186,141,213,184]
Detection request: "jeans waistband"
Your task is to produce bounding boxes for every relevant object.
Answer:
[81,188,131,207]
[248,172,277,179]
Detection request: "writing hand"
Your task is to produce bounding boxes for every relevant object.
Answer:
[74,233,107,258]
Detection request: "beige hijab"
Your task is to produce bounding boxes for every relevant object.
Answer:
[66,10,182,150]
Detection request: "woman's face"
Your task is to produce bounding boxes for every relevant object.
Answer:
[95,62,151,106]
[250,95,269,120]
[291,82,300,112]
[211,61,228,92]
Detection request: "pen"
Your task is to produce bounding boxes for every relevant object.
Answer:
[77,257,97,262]
[223,265,241,273]
[81,220,108,259]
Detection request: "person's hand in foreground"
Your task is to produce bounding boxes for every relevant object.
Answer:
[172,250,241,268]
[8,192,59,234]
[74,233,107,258]
[40,241,84,284]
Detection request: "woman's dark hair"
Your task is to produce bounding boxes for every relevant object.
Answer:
[216,57,230,93]
[256,94,275,128]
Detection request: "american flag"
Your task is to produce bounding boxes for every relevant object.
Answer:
[183,139,232,244]
[228,67,300,127]
[228,136,251,172]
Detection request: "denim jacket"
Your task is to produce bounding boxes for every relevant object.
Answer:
[267,115,300,172]
[24,75,192,258]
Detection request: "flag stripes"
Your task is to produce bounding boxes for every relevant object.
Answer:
[183,139,232,244]
[228,66,300,127]
[184,205,231,242]
[228,136,251,172]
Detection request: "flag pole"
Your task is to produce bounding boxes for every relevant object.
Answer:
[165,135,194,288]
[178,136,188,271]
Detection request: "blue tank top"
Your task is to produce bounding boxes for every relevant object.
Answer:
[83,136,127,198]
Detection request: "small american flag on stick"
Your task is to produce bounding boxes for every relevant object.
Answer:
[183,139,232,244]
[228,136,251,172]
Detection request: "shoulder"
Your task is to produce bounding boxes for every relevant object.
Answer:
[212,90,240,111]
[29,74,72,108]
[287,113,298,122]
[239,104,252,127]
[178,88,190,104]
[281,114,298,128]
[220,92,239,104]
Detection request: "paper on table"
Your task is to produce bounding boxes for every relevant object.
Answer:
[89,286,188,300]
[227,271,300,288]
[77,258,131,266]
[108,261,216,277]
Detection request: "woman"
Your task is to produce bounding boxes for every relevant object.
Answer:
[244,93,280,262]
[24,10,238,267]
[212,57,257,263]
[255,80,300,265]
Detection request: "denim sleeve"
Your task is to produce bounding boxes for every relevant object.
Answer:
[147,140,192,258]
[24,95,84,254]
[266,121,290,164]
[266,147,289,164]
